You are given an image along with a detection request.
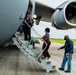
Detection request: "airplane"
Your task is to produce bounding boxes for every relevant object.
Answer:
[35,0,76,29]
[0,0,35,46]
[0,0,76,46]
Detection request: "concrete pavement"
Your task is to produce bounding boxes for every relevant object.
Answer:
[0,42,75,75]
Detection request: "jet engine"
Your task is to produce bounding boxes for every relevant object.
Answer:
[51,0,76,29]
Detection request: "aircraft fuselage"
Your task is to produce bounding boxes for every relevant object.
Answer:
[0,0,35,46]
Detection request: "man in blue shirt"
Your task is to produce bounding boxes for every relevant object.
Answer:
[57,35,74,73]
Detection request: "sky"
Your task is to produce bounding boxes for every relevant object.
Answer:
[31,21,76,39]
[32,0,76,39]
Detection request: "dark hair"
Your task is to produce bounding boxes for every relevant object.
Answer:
[45,28,50,32]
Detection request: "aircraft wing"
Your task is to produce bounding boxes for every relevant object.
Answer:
[35,0,76,29]
[34,1,55,23]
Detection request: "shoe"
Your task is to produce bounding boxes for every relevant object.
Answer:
[58,68,64,71]
[65,70,71,73]
[47,55,51,59]
[33,47,36,49]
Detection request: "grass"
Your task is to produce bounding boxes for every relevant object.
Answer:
[51,39,65,44]
[36,38,76,46]
[51,38,76,46]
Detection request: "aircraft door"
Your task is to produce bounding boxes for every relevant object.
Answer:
[26,0,35,17]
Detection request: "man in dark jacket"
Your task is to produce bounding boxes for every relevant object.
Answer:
[57,35,74,73]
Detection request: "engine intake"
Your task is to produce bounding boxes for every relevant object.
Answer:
[51,1,76,29]
[66,2,76,24]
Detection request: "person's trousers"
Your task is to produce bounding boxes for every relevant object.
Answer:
[42,41,51,57]
[61,53,73,71]
[24,27,31,41]
[24,27,28,40]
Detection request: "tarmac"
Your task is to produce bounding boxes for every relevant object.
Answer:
[0,42,76,75]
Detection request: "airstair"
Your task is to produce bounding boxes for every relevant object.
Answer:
[12,21,56,73]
